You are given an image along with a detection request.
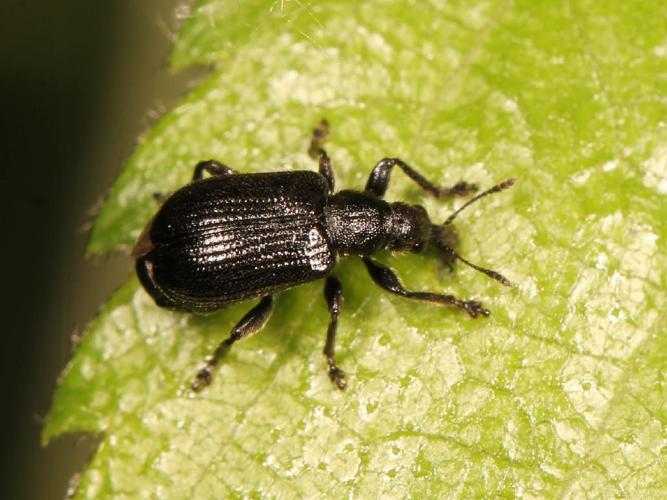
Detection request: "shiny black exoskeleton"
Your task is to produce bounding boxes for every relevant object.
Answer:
[133,121,515,391]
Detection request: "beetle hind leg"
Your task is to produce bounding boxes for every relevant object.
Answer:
[192,295,274,391]
[324,276,346,390]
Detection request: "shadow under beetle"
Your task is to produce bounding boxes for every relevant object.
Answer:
[133,120,515,391]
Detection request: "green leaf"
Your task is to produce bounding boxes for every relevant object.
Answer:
[46,0,667,497]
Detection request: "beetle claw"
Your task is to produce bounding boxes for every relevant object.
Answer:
[192,366,213,392]
[464,300,490,318]
[328,366,347,390]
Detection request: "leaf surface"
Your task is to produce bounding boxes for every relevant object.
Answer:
[46,0,667,497]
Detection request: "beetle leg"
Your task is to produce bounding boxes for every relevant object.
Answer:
[192,295,273,391]
[192,160,236,181]
[323,276,346,390]
[308,119,330,158]
[364,158,478,199]
[308,119,335,192]
[362,257,490,318]
[318,152,335,193]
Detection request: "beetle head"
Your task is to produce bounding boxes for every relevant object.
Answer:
[386,202,432,252]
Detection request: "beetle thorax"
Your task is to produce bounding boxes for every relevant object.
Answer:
[325,191,432,256]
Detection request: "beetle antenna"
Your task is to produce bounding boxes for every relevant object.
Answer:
[431,178,516,286]
[444,243,510,286]
[444,178,516,226]
[431,225,512,286]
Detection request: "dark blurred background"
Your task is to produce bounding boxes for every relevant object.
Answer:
[0,1,200,497]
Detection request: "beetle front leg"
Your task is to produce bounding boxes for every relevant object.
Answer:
[362,257,490,318]
[192,295,273,391]
[192,160,236,181]
[364,158,477,199]
[308,119,335,193]
[323,276,346,390]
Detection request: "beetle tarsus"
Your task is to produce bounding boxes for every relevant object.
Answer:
[309,119,335,192]
[462,300,490,318]
[438,181,478,197]
[308,119,330,159]
[192,366,213,391]
[327,361,347,390]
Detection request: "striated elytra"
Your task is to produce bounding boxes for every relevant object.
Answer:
[133,120,515,391]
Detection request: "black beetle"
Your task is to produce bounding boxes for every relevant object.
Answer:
[133,120,515,391]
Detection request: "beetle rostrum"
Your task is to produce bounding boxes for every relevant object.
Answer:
[133,120,515,391]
